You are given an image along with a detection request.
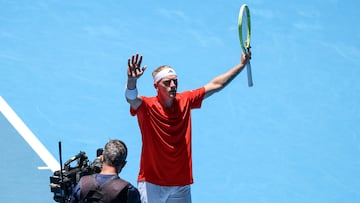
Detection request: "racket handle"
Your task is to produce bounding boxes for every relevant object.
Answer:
[246,61,253,87]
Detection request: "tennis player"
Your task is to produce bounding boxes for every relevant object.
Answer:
[125,51,250,203]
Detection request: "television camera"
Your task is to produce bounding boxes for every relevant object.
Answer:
[49,142,103,203]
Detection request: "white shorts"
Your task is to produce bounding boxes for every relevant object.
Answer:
[137,181,192,203]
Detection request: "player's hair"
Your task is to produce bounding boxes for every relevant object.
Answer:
[152,65,173,78]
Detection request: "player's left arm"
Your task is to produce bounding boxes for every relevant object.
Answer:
[204,52,250,99]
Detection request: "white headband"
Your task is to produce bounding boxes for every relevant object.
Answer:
[153,68,177,83]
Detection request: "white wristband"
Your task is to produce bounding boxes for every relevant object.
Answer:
[125,87,138,100]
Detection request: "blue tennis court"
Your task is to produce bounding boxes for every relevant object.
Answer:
[0,108,53,202]
[1,1,360,202]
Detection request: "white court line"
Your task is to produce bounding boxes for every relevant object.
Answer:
[0,96,60,172]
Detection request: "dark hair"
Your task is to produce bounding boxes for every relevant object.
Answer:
[102,139,127,167]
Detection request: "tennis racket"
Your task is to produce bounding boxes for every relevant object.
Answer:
[238,4,253,87]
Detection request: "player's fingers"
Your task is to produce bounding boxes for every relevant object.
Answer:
[138,55,143,66]
[247,47,252,59]
[131,54,136,65]
[134,53,139,64]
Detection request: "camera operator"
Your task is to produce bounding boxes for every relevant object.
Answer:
[70,139,141,203]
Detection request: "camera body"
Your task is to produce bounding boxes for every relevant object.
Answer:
[50,149,103,203]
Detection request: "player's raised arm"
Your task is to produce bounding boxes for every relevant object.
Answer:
[125,53,147,110]
[204,51,250,99]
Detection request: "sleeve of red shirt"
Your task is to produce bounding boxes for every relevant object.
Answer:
[186,87,205,109]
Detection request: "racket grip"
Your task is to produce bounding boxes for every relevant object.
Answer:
[246,61,253,87]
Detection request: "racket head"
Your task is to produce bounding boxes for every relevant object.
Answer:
[238,4,251,55]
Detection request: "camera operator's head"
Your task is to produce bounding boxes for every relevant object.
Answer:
[102,139,128,174]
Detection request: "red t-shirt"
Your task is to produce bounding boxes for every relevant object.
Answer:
[130,87,205,186]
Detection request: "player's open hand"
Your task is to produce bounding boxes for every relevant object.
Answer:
[127,53,147,79]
